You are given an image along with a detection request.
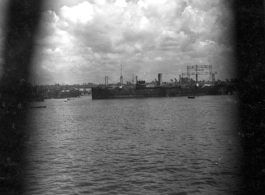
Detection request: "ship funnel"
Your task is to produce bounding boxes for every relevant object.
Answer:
[158,73,162,86]
[212,73,215,82]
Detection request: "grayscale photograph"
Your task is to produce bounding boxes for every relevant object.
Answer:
[0,0,264,195]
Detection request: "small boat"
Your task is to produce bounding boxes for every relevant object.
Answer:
[30,106,46,108]
[188,96,195,99]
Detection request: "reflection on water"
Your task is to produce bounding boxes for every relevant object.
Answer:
[25,95,242,194]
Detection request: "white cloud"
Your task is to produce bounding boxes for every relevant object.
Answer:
[30,0,235,84]
[114,0,127,7]
[155,57,163,61]
[60,2,94,24]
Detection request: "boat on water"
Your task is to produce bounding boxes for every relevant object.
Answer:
[92,79,233,100]
[53,89,81,99]
[92,66,236,100]
[92,84,230,99]
[64,98,75,102]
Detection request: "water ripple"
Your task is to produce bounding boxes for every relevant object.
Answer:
[25,96,242,194]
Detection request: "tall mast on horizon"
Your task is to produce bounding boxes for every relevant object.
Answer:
[120,64,123,86]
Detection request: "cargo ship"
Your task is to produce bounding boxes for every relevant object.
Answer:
[92,73,234,100]
[53,89,81,99]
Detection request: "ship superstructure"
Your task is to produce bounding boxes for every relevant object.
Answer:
[92,65,235,100]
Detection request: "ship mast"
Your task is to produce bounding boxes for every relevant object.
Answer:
[120,64,123,86]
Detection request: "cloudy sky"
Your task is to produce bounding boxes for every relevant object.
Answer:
[1,0,235,85]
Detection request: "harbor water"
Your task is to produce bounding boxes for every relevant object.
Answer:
[24,95,242,194]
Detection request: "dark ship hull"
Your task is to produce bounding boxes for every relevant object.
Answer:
[92,85,232,100]
[53,91,81,99]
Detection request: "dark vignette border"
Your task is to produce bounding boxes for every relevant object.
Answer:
[0,0,43,194]
[0,0,264,194]
[235,0,265,194]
